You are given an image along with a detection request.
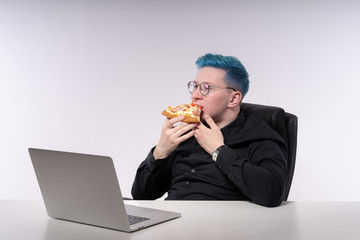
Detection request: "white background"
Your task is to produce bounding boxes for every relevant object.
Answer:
[1,0,359,201]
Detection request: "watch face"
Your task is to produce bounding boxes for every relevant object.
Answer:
[212,145,225,161]
[212,150,219,161]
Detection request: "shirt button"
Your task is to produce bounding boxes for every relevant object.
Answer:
[191,169,195,173]
[186,181,189,184]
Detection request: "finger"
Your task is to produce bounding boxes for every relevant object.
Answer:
[174,123,197,137]
[170,115,185,124]
[172,121,191,131]
[195,120,207,131]
[177,128,195,142]
[203,114,217,129]
[166,115,185,127]
[193,128,200,138]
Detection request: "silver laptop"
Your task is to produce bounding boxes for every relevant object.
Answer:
[29,148,181,232]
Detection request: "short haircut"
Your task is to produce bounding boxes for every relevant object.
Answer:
[195,53,249,97]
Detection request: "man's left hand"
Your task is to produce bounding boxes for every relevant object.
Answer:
[194,115,225,155]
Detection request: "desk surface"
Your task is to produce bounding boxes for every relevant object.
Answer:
[1,200,359,240]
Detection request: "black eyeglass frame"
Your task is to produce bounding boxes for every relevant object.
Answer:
[187,81,236,96]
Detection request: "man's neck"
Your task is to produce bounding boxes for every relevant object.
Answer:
[216,108,241,129]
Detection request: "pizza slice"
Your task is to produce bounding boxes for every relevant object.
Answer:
[161,102,202,123]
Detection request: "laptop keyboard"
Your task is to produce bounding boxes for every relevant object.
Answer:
[128,215,150,225]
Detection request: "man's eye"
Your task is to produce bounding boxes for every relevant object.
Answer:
[203,83,210,89]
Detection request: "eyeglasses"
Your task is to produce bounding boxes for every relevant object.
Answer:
[187,81,236,96]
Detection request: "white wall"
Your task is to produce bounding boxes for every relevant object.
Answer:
[1,0,359,201]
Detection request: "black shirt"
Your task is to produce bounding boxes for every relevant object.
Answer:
[131,110,288,207]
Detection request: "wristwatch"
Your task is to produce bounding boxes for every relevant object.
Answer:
[212,145,225,162]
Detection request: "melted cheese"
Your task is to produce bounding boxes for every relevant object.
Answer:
[166,103,201,118]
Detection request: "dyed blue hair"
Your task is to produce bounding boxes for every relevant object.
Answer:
[195,53,249,97]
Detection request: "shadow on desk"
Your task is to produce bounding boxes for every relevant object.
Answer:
[45,218,132,240]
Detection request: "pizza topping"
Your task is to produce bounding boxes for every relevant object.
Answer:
[192,109,200,116]
[171,106,183,112]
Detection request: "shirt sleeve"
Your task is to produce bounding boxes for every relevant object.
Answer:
[215,140,287,207]
[131,147,173,200]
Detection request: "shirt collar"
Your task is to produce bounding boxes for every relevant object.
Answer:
[221,110,245,143]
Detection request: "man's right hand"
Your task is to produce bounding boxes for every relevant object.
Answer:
[153,116,197,160]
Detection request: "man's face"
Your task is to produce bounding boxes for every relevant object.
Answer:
[191,67,234,123]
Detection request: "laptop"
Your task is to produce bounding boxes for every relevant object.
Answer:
[28,148,181,232]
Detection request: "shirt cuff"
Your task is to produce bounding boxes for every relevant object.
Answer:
[215,146,246,174]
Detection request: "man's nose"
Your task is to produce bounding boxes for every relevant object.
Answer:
[191,86,203,100]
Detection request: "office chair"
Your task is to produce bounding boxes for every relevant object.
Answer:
[241,103,298,201]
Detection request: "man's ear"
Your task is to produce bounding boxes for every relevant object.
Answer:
[228,91,242,107]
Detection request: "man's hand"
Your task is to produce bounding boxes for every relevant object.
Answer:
[194,115,225,155]
[153,116,197,160]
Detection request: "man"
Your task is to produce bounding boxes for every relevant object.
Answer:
[131,53,287,207]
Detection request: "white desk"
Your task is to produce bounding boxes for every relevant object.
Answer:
[1,200,359,240]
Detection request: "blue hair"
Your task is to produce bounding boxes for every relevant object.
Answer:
[195,53,249,97]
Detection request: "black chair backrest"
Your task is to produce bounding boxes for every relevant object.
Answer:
[241,103,298,200]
